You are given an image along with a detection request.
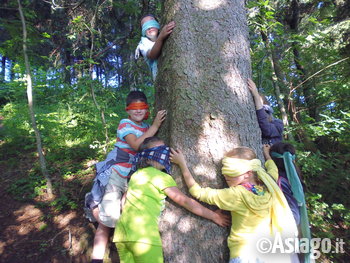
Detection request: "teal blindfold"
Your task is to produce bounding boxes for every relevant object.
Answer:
[142,20,160,37]
[271,151,312,262]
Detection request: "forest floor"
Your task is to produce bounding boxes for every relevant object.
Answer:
[0,141,119,263]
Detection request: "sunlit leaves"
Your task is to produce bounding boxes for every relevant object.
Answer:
[42,32,51,38]
[247,0,283,34]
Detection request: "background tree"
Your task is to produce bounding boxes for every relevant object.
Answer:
[17,0,53,197]
[156,0,260,261]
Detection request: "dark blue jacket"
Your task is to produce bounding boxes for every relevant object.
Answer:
[256,108,284,145]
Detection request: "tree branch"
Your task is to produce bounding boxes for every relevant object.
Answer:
[290,57,350,94]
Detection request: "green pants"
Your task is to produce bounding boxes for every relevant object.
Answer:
[116,242,163,263]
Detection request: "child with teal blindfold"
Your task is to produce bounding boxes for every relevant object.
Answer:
[270,142,313,263]
[135,15,175,80]
[113,136,230,263]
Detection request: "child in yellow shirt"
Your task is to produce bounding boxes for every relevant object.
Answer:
[170,145,299,263]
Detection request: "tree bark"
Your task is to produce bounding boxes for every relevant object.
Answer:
[18,0,53,197]
[156,1,261,262]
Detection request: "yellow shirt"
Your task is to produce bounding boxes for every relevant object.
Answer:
[113,167,177,245]
[189,160,279,259]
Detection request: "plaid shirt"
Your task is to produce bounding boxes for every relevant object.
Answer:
[130,145,171,176]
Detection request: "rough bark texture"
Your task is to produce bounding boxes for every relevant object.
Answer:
[155,0,262,262]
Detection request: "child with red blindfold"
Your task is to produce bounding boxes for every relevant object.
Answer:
[89,90,167,263]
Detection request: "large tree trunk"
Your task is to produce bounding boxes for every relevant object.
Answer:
[155,1,261,262]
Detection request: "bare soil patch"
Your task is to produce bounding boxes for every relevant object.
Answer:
[0,147,119,263]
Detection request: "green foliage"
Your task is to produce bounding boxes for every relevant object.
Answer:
[306,193,334,238]
[298,151,326,178]
[39,223,48,231]
[247,0,283,34]
[1,103,34,145]
[305,112,350,141]
[8,172,47,201]
[306,192,350,261]
[49,191,78,212]
[298,149,350,202]
[0,78,27,104]
[39,241,49,253]
[299,147,350,261]
[113,0,141,16]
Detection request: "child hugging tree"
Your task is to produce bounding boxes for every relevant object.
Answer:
[113,136,230,263]
[270,142,313,263]
[85,91,167,263]
[170,145,300,263]
[247,79,284,145]
[135,14,175,80]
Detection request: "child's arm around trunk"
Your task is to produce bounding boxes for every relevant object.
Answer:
[163,186,229,227]
[170,149,196,188]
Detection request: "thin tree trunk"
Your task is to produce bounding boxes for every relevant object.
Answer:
[261,31,294,141]
[90,83,110,150]
[88,1,110,150]
[156,0,260,261]
[9,60,14,81]
[286,0,317,151]
[288,0,319,122]
[1,56,6,81]
[17,0,53,197]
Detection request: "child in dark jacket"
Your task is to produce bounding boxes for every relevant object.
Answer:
[248,79,284,145]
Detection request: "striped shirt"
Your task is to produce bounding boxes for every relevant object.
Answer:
[112,119,149,178]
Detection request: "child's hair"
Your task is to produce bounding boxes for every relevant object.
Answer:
[259,93,270,106]
[259,93,273,123]
[139,136,163,151]
[225,147,257,160]
[259,93,273,122]
[270,142,303,182]
[140,14,158,26]
[137,136,164,170]
[270,142,295,172]
[126,91,147,106]
[225,147,263,185]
